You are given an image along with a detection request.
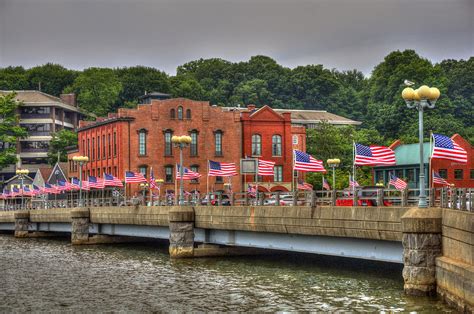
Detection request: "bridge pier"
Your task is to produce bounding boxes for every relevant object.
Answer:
[168,206,195,258]
[401,207,442,296]
[14,211,30,238]
[71,208,91,245]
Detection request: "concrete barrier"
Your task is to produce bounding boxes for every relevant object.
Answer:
[0,211,15,223]
[90,206,169,226]
[30,208,72,223]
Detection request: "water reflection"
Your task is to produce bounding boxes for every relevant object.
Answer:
[0,235,449,312]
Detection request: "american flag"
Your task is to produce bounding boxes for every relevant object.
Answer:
[354,144,396,166]
[88,176,105,189]
[293,150,326,172]
[104,173,123,187]
[125,171,147,183]
[44,183,60,194]
[432,134,468,163]
[176,165,202,180]
[208,160,238,177]
[322,177,331,190]
[149,168,158,190]
[258,159,275,176]
[349,176,360,188]
[22,186,34,196]
[389,174,407,190]
[57,180,74,192]
[11,187,20,197]
[71,177,90,191]
[2,189,11,198]
[297,179,313,190]
[433,172,450,186]
[32,185,42,195]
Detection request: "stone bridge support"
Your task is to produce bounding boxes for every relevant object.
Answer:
[14,211,30,238]
[168,206,194,258]
[401,207,442,296]
[71,208,90,245]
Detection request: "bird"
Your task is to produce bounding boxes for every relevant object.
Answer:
[404,80,415,86]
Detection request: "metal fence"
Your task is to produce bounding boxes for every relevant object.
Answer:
[1,188,472,212]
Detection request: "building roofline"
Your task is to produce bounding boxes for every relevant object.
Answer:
[78,117,135,131]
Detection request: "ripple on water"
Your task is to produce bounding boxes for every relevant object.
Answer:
[0,235,451,312]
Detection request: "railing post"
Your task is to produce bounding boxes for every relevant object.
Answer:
[275,191,280,206]
[217,193,222,206]
[331,189,337,206]
[460,188,467,211]
[230,193,235,206]
[310,190,317,207]
[377,188,384,207]
[450,188,458,210]
[259,192,265,206]
[244,192,248,206]
[292,191,298,206]
[353,188,359,206]
[401,189,408,207]
[428,188,435,207]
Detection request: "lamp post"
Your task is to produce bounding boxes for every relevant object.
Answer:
[171,135,192,205]
[72,156,89,207]
[16,169,29,209]
[402,84,440,208]
[326,159,341,189]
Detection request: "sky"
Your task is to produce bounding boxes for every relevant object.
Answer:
[0,0,472,75]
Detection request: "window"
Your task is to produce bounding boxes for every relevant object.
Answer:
[177,106,183,120]
[138,129,147,156]
[108,134,111,157]
[454,169,463,180]
[438,169,448,179]
[252,134,261,156]
[186,109,191,119]
[407,169,415,182]
[97,136,100,159]
[216,176,223,183]
[114,166,117,176]
[471,169,474,180]
[274,165,283,182]
[191,165,199,183]
[164,131,173,156]
[87,139,90,158]
[92,138,95,160]
[113,132,117,156]
[190,131,198,156]
[215,131,223,156]
[82,139,85,155]
[272,135,282,156]
[396,169,404,179]
[170,109,175,119]
[292,135,298,145]
[97,168,100,177]
[139,166,147,178]
[102,135,106,158]
[165,165,173,183]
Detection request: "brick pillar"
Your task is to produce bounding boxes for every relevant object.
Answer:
[14,211,30,238]
[71,208,90,245]
[401,207,442,296]
[168,206,194,258]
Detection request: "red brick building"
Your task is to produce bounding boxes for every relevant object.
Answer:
[73,98,242,196]
[241,105,306,191]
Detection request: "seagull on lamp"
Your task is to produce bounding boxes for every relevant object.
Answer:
[404,80,415,86]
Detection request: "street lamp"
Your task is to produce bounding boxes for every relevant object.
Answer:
[139,183,149,204]
[72,155,89,207]
[402,84,440,208]
[171,135,192,205]
[326,159,341,190]
[16,169,29,209]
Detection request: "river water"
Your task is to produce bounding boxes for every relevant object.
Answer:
[0,234,450,312]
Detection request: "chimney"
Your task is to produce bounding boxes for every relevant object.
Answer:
[60,93,77,107]
[247,104,256,111]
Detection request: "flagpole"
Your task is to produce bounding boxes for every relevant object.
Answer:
[255,159,259,203]
[175,163,178,205]
[429,131,433,189]
[352,141,356,195]
[206,160,209,199]
[124,171,127,205]
[292,150,295,193]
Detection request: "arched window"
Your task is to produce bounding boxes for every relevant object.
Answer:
[214,130,223,156]
[252,134,261,156]
[186,109,191,119]
[177,106,183,120]
[170,109,175,119]
[272,135,282,156]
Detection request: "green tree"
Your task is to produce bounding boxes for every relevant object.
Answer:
[116,66,170,108]
[27,63,77,96]
[65,68,122,117]
[169,75,207,100]
[0,93,28,170]
[230,79,271,106]
[0,66,30,90]
[47,129,78,165]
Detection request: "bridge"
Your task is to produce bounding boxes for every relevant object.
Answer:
[0,204,472,312]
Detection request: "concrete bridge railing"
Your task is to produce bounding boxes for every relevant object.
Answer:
[0,205,472,312]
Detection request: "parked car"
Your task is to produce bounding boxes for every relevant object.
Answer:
[264,195,294,206]
[201,194,231,206]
